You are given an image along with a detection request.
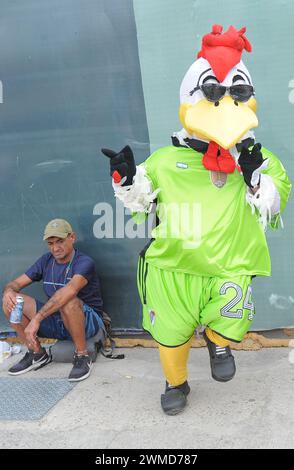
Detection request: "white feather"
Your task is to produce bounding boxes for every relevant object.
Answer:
[112,165,160,213]
[246,174,281,230]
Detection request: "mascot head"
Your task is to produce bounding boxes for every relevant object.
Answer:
[179,25,258,151]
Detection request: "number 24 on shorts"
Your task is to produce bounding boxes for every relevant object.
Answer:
[220,282,254,321]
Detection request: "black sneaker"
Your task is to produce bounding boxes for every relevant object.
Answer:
[161,381,190,416]
[8,348,52,376]
[68,354,92,382]
[203,330,236,382]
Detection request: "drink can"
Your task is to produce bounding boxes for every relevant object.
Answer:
[10,296,24,324]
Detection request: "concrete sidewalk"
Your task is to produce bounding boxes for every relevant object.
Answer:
[0,347,293,449]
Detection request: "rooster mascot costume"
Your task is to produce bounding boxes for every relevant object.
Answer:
[102,25,291,415]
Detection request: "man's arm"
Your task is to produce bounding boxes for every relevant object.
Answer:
[35,274,88,322]
[25,274,88,349]
[2,274,33,312]
[3,274,33,293]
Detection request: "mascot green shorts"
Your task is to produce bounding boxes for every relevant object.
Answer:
[137,257,255,346]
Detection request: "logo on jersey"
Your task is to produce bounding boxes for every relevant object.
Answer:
[210,171,227,188]
[176,162,188,169]
[148,309,156,326]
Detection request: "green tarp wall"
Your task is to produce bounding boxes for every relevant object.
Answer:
[0,0,293,332]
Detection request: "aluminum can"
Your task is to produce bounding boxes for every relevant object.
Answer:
[10,295,24,324]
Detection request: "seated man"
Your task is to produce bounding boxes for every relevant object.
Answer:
[2,218,105,382]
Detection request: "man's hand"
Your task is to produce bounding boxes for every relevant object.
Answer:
[2,289,17,313]
[101,145,136,186]
[2,275,32,313]
[24,317,41,349]
[238,143,269,188]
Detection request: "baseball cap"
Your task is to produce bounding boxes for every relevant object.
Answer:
[43,219,73,240]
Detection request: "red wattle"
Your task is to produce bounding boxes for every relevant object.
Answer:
[202,141,236,174]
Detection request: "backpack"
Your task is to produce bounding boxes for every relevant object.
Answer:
[100,310,125,360]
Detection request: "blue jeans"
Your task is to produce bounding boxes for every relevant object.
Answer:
[35,299,105,340]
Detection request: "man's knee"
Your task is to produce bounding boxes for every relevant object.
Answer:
[22,295,37,319]
[60,297,83,316]
[3,294,36,320]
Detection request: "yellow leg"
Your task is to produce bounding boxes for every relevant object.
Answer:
[158,338,193,387]
[205,327,230,347]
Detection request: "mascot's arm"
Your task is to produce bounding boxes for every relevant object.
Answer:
[112,163,160,215]
[101,146,160,219]
[245,147,291,229]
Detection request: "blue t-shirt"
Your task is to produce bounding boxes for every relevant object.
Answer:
[25,249,103,314]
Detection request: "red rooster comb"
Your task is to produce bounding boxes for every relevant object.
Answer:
[197,25,252,82]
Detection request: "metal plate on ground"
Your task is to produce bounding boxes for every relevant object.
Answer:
[0,378,76,421]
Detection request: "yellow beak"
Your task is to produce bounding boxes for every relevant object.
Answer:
[179,96,258,149]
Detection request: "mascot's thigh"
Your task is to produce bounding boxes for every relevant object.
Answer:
[199,275,255,343]
[137,256,205,347]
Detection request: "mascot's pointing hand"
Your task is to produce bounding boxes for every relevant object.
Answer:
[238,143,269,188]
[101,145,136,186]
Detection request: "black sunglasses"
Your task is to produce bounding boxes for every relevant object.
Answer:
[190,83,254,103]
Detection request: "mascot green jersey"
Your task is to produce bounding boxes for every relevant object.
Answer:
[102,24,291,415]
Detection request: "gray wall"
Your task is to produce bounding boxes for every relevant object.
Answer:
[0,0,150,331]
[134,0,294,330]
[0,0,293,332]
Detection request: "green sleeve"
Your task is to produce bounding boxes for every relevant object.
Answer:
[261,147,292,229]
[131,210,148,225]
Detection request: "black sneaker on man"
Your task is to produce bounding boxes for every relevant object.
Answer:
[68,354,92,382]
[203,330,236,382]
[8,348,52,376]
[161,380,190,415]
